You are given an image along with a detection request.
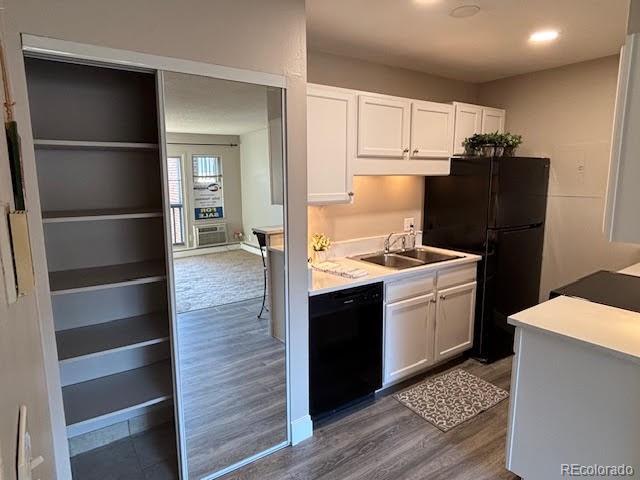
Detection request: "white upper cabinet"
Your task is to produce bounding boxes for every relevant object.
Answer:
[357,95,411,158]
[307,84,355,204]
[453,103,483,155]
[481,107,506,134]
[410,101,454,158]
[604,33,640,244]
[452,102,506,154]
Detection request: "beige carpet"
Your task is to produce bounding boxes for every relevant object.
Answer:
[173,250,264,313]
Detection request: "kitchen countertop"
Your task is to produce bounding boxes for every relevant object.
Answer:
[252,225,283,235]
[508,261,640,365]
[619,261,640,277]
[309,246,481,296]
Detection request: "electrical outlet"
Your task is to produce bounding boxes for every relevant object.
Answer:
[403,217,415,232]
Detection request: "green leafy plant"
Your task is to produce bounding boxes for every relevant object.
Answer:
[310,233,331,252]
[503,133,523,148]
[462,132,523,156]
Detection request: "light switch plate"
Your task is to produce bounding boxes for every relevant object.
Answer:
[403,217,415,232]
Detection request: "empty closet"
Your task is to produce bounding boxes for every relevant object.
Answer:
[24,56,176,460]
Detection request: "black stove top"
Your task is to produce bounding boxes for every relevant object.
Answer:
[550,270,640,314]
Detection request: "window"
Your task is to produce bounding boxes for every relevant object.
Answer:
[167,156,185,245]
[192,155,224,221]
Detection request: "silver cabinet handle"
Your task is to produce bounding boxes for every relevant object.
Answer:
[440,294,446,300]
[430,298,437,304]
[348,191,354,197]
[403,148,409,154]
[413,149,419,154]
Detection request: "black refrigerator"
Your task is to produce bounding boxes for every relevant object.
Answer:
[423,156,550,362]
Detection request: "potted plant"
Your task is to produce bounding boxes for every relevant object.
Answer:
[503,133,523,156]
[462,133,485,156]
[310,233,332,263]
[481,132,501,157]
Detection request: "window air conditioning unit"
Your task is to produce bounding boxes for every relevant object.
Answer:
[194,223,228,247]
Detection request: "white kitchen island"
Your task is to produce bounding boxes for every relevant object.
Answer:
[506,291,640,479]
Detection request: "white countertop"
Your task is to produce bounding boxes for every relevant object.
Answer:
[252,225,283,235]
[509,295,640,365]
[619,261,640,277]
[508,260,640,365]
[309,246,481,296]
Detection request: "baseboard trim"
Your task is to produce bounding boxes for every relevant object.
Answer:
[291,415,313,445]
[173,243,241,259]
[241,242,262,256]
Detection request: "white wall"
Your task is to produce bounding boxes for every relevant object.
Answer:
[166,133,243,247]
[240,128,284,247]
[479,55,640,299]
[0,55,54,480]
[1,0,308,477]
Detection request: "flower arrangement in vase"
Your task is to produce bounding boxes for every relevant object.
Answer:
[310,233,331,264]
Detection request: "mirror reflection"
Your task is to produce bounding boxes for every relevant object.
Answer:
[162,71,287,479]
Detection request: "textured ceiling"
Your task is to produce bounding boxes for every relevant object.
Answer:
[307,0,630,83]
[163,71,268,135]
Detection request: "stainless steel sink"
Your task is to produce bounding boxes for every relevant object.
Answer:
[352,248,461,270]
[395,248,461,265]
[354,253,426,270]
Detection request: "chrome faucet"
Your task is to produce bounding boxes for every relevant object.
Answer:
[384,232,397,254]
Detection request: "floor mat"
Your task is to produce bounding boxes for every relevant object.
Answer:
[394,369,509,432]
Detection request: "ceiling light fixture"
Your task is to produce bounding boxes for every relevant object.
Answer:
[529,30,560,43]
[450,5,481,18]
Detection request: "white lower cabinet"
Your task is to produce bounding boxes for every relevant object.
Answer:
[384,292,436,385]
[434,281,477,362]
[382,267,477,386]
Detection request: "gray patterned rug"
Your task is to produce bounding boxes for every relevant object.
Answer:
[394,369,509,432]
[173,249,264,313]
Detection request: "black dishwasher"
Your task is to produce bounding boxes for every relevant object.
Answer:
[309,282,383,418]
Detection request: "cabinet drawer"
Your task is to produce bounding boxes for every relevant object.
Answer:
[437,265,476,290]
[386,274,435,304]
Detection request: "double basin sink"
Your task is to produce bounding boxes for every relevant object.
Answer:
[352,247,461,270]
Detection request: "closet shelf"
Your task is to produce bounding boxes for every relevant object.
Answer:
[34,139,159,151]
[49,260,166,296]
[57,312,170,363]
[42,207,163,223]
[62,361,172,433]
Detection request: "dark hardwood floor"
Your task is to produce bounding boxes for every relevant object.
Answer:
[178,297,287,479]
[220,356,517,480]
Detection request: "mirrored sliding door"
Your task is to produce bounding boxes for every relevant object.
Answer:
[159,71,288,479]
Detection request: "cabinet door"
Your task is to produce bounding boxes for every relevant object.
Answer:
[357,95,411,158]
[453,102,483,155]
[481,107,506,134]
[434,281,476,362]
[410,101,454,158]
[307,85,355,204]
[384,293,435,385]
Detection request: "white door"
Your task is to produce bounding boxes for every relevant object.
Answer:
[453,102,483,155]
[357,95,411,158]
[384,293,436,385]
[434,282,476,362]
[481,107,506,134]
[307,85,355,204]
[410,101,454,158]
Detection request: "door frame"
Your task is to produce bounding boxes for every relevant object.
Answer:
[20,34,292,480]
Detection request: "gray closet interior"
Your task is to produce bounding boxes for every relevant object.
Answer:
[24,57,176,459]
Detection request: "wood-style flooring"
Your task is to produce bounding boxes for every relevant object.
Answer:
[178,297,287,479]
[220,356,517,480]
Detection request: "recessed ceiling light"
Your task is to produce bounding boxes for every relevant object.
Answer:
[450,5,481,18]
[529,30,560,43]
